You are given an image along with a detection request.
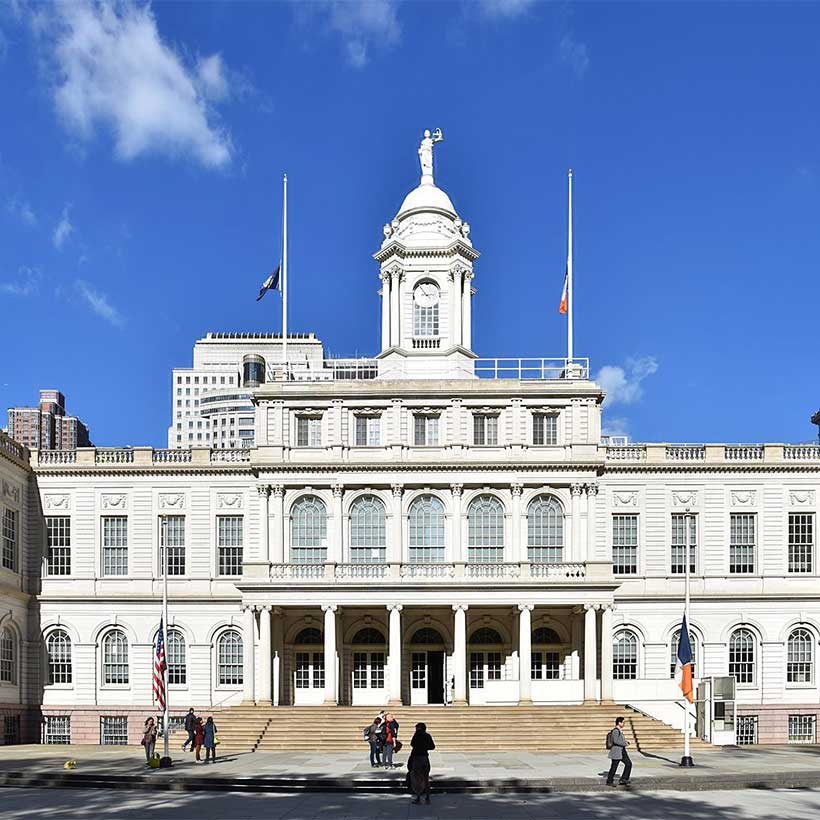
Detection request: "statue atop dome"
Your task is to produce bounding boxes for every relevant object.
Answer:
[418,128,443,185]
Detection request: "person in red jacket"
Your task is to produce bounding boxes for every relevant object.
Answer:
[193,717,205,762]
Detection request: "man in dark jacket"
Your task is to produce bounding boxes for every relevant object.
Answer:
[605,716,632,786]
[367,717,383,767]
[182,708,197,752]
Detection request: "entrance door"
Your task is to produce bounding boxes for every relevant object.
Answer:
[293,650,325,705]
[410,651,445,705]
[469,651,502,705]
[351,651,386,706]
[427,650,445,705]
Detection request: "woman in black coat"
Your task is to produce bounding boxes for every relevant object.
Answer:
[407,722,436,804]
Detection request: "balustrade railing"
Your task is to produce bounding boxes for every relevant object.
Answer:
[95,449,134,464]
[38,449,76,465]
[270,563,325,580]
[210,449,251,463]
[530,562,586,579]
[0,433,26,463]
[784,445,820,460]
[606,445,646,461]
[400,563,456,579]
[724,445,764,461]
[665,445,705,461]
[335,563,390,579]
[464,563,521,579]
[152,449,193,463]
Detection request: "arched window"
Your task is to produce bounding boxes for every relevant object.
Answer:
[527,496,564,563]
[787,628,813,684]
[294,628,323,645]
[613,630,638,680]
[408,496,446,563]
[469,627,503,645]
[413,283,439,338]
[290,496,327,564]
[167,630,186,686]
[102,629,128,685]
[670,629,698,679]
[352,628,385,645]
[532,627,562,645]
[217,630,243,686]
[46,629,72,685]
[467,495,505,563]
[349,496,386,563]
[410,628,444,645]
[0,627,15,684]
[729,628,755,685]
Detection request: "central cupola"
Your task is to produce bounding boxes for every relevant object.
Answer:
[374,129,479,378]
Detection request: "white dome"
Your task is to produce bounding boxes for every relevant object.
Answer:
[398,182,457,217]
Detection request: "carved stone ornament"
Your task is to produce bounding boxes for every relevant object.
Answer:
[789,490,816,507]
[672,491,698,508]
[612,491,638,508]
[44,494,70,511]
[730,490,756,507]
[101,494,127,510]
[2,480,20,504]
[217,493,243,509]
[158,493,185,510]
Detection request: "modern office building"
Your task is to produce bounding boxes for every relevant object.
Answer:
[7,389,91,451]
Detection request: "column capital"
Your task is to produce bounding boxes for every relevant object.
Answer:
[380,270,391,284]
[517,603,534,612]
[322,604,339,613]
[387,604,404,612]
[257,484,271,497]
[241,604,255,613]
[510,483,524,497]
[452,604,469,612]
[586,482,599,497]
[260,604,272,613]
[331,484,344,498]
[450,483,464,497]
[271,484,285,498]
[600,602,616,612]
[571,483,585,497]
[391,484,404,497]
[583,603,599,612]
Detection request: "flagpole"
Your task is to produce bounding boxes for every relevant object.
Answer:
[162,527,169,760]
[681,507,694,767]
[282,173,288,377]
[567,168,574,364]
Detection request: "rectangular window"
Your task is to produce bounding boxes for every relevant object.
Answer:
[788,714,816,744]
[160,516,186,576]
[730,513,756,574]
[788,513,814,574]
[217,516,243,576]
[353,652,368,689]
[473,414,498,446]
[533,414,558,446]
[102,516,128,576]
[413,415,439,446]
[671,513,697,574]
[736,715,758,745]
[100,716,128,746]
[354,415,381,446]
[296,416,322,447]
[2,508,17,572]
[470,653,485,689]
[411,653,426,689]
[312,653,325,689]
[4,715,19,745]
[612,514,638,575]
[44,716,71,745]
[46,516,71,576]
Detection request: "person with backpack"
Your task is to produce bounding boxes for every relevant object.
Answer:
[605,716,632,786]
[182,707,197,752]
[141,717,157,765]
[382,712,400,768]
[365,716,383,767]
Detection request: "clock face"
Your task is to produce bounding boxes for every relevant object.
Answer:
[414,283,440,307]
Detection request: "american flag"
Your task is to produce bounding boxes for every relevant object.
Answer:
[153,618,167,710]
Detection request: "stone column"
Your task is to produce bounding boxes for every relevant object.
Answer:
[600,604,614,702]
[390,485,403,565]
[387,604,403,705]
[450,484,464,564]
[380,271,391,349]
[330,484,344,564]
[450,267,463,347]
[511,484,523,563]
[518,604,534,704]
[272,607,283,706]
[271,485,285,564]
[570,484,584,562]
[586,483,598,561]
[258,605,272,703]
[462,272,473,350]
[322,605,338,704]
[452,604,468,705]
[584,604,599,702]
[242,605,256,703]
[257,485,270,563]
[390,268,402,348]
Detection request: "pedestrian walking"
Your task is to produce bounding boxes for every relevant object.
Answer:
[141,717,157,765]
[605,716,633,786]
[365,716,383,767]
[193,716,205,762]
[203,716,218,764]
[407,721,435,804]
[383,712,400,768]
[182,707,196,752]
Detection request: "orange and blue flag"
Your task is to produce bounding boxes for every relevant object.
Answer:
[675,614,694,703]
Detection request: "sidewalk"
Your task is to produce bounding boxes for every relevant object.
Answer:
[1,744,820,794]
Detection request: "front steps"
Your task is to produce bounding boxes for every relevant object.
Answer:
[212,704,711,755]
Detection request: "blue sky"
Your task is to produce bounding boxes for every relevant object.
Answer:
[1,1,818,447]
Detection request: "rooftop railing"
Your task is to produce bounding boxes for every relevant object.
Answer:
[605,443,820,465]
[0,432,28,464]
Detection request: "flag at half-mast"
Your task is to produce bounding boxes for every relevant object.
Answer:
[256,264,281,301]
[675,614,694,703]
[153,618,167,710]
[558,267,568,314]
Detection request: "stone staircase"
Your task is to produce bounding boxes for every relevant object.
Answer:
[212,704,711,755]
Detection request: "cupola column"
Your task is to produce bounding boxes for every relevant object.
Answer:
[450,267,463,347]
[390,269,402,348]
[380,271,391,350]
[462,272,473,350]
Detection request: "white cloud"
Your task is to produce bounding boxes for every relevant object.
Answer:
[476,0,537,19]
[0,266,41,297]
[596,356,659,406]
[558,32,589,77]
[7,197,37,226]
[53,205,73,249]
[75,278,125,327]
[42,1,233,168]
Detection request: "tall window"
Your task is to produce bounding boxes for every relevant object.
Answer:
[291,496,328,563]
[467,495,505,563]
[46,629,72,685]
[217,516,243,576]
[218,630,243,686]
[46,516,71,576]
[788,513,814,574]
[532,627,562,680]
[408,495,445,563]
[473,414,499,446]
[613,630,638,679]
[354,415,381,447]
[729,513,756,574]
[670,629,697,678]
[349,495,386,563]
[2,508,17,572]
[102,629,128,685]
[533,413,558,446]
[787,628,813,684]
[612,515,638,575]
[527,496,564,563]
[296,415,322,447]
[160,515,186,576]
[413,286,439,337]
[671,513,697,574]
[414,414,439,446]
[0,627,15,684]
[729,628,755,684]
[167,630,187,685]
[102,516,128,576]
